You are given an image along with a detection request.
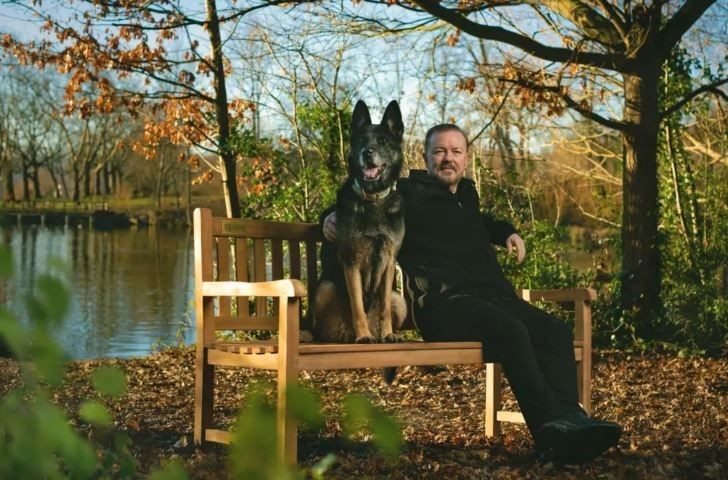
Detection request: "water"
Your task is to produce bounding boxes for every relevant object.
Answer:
[2,224,195,359]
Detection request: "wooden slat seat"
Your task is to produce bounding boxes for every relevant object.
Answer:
[193,208,595,465]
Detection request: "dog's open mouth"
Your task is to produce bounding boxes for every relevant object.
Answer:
[363,165,385,181]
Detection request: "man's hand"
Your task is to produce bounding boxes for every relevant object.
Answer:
[323,212,337,241]
[506,233,526,263]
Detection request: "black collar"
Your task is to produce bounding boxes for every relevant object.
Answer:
[352,178,395,202]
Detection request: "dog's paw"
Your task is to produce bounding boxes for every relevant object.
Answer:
[355,335,375,344]
[383,333,403,343]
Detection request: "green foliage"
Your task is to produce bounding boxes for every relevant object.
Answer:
[590,46,727,353]
[651,46,728,353]
[478,167,583,291]
[229,381,402,479]
[91,365,128,398]
[79,400,113,427]
[0,244,185,479]
[147,460,189,480]
[500,221,582,291]
[343,394,403,459]
[230,121,340,222]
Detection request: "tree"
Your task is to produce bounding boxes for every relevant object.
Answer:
[382,0,727,330]
[0,1,298,218]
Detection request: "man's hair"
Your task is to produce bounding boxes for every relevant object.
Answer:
[424,124,469,153]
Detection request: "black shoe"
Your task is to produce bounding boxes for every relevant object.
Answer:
[536,412,621,464]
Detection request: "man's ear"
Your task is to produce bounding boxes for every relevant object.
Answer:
[351,100,371,131]
[381,100,403,142]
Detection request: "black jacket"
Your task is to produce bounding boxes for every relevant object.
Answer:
[397,170,518,321]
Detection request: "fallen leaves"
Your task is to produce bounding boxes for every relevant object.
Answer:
[1,348,726,479]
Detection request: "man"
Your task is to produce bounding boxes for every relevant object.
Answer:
[323,123,621,463]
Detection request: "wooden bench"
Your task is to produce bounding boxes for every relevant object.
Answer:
[192,207,595,464]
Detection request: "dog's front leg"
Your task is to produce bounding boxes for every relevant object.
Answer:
[380,262,401,343]
[343,265,375,343]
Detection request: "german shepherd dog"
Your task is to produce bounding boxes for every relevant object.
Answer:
[313,100,407,343]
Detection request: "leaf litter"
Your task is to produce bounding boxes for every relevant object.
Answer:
[1,349,726,479]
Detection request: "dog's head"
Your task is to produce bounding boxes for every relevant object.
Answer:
[348,100,404,194]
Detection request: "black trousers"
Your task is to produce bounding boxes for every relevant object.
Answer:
[417,295,583,435]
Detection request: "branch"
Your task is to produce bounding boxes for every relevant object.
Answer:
[469,83,516,144]
[659,77,728,121]
[656,0,717,60]
[501,77,626,131]
[411,0,623,70]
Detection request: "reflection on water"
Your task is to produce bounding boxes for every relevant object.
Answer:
[2,224,195,359]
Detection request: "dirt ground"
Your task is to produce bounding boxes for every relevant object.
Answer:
[2,348,726,479]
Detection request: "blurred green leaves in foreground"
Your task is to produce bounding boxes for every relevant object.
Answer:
[0,244,402,478]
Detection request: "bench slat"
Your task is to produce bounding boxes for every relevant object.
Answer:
[213,217,321,241]
[217,238,231,316]
[289,241,301,280]
[235,237,249,320]
[253,239,267,316]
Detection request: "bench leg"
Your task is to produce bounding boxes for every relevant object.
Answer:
[485,362,502,438]
[194,348,215,445]
[277,298,301,465]
[577,356,592,414]
[277,365,298,465]
[575,300,592,415]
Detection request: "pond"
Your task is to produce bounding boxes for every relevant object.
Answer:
[2,224,195,359]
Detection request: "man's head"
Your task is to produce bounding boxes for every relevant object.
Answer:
[423,124,469,193]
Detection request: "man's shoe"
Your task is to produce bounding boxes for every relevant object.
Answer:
[536,412,621,464]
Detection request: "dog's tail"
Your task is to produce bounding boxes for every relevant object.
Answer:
[380,367,398,385]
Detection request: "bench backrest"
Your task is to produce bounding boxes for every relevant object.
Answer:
[194,208,322,332]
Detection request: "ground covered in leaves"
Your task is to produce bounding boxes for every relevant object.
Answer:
[2,349,726,479]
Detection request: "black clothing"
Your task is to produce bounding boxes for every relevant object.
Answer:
[395,170,583,435]
[396,170,518,324]
[418,295,582,434]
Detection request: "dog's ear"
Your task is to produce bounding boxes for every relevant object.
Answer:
[381,100,404,142]
[351,100,372,130]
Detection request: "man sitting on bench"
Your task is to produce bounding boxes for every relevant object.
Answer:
[323,123,621,464]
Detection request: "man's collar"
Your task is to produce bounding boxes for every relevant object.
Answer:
[352,178,395,201]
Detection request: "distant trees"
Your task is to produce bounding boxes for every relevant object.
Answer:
[0,0,303,217]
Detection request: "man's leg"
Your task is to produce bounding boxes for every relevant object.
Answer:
[489,298,581,411]
[419,295,567,433]
[419,295,621,463]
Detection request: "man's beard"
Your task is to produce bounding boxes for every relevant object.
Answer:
[434,168,461,187]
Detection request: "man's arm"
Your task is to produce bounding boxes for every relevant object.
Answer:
[482,214,526,263]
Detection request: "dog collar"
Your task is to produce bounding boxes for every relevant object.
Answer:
[353,178,395,202]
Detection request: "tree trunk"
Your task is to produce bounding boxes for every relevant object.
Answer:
[73,166,80,203]
[83,163,92,198]
[31,166,42,200]
[46,165,62,198]
[103,163,111,195]
[206,0,241,219]
[3,169,15,202]
[155,155,165,213]
[621,65,661,333]
[21,162,31,202]
[59,166,69,199]
[95,166,102,196]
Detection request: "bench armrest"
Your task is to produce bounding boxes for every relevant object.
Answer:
[517,287,597,302]
[201,279,307,298]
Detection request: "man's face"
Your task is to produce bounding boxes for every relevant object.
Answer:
[424,130,469,192]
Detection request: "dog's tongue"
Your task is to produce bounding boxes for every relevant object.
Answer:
[363,167,380,179]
